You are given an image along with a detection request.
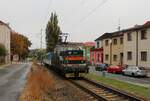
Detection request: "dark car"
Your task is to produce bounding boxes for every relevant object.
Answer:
[95,63,109,71]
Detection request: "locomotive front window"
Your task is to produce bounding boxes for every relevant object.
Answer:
[63,51,83,56]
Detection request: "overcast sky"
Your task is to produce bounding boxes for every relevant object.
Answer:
[0,0,150,49]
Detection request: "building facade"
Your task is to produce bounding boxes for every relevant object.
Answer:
[124,22,150,69]
[111,32,124,65]
[99,32,124,65]
[90,48,103,65]
[0,21,11,63]
[96,21,150,69]
[82,42,95,62]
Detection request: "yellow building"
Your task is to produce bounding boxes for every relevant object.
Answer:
[99,32,124,65]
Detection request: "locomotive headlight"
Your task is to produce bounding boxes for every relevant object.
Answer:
[67,64,73,67]
[79,64,86,66]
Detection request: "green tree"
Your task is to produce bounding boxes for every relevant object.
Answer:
[46,12,61,52]
[0,44,6,56]
[0,44,6,63]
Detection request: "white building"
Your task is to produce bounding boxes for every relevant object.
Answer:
[124,21,150,69]
[0,20,11,63]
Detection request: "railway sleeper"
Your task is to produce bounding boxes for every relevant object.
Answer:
[109,98,129,101]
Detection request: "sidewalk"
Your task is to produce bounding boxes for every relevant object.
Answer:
[89,66,150,88]
[0,63,11,69]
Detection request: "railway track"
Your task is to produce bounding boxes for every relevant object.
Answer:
[69,78,146,101]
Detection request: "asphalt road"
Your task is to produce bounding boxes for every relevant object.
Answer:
[0,63,32,101]
[89,66,150,87]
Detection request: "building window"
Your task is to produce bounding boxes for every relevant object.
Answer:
[113,39,117,45]
[127,32,132,41]
[141,51,147,61]
[120,37,123,44]
[113,55,117,61]
[97,42,99,48]
[127,51,132,60]
[141,30,147,40]
[105,40,109,46]
[105,54,109,61]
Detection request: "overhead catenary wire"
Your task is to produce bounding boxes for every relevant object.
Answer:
[79,0,108,23]
[37,0,53,49]
[41,0,53,29]
[81,0,86,5]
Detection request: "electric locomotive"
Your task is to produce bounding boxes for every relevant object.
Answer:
[43,50,89,77]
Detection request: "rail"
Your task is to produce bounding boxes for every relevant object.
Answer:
[69,77,146,101]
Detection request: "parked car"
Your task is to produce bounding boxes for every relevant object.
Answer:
[122,66,147,77]
[107,65,124,74]
[95,63,108,71]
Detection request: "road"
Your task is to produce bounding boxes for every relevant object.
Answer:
[0,63,32,101]
[89,66,150,87]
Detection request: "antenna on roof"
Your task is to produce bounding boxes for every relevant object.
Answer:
[117,18,121,31]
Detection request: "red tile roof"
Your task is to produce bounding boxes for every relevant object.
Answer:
[83,42,95,46]
[144,21,150,26]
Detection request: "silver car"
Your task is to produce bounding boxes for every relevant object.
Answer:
[122,66,147,77]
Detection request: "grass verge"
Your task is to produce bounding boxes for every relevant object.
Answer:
[85,73,150,100]
[20,63,54,101]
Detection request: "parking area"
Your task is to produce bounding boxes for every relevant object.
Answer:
[89,66,150,87]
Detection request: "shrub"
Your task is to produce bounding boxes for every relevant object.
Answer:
[20,63,54,101]
[0,44,6,56]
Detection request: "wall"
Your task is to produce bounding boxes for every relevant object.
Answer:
[124,27,150,69]
[90,48,103,65]
[124,31,137,66]
[111,36,124,65]
[138,28,150,68]
[103,38,111,64]
[0,25,11,63]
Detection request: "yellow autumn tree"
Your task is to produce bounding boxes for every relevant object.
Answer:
[11,31,31,60]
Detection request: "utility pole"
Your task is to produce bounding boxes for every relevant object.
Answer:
[40,29,43,65]
[40,29,43,49]
[117,19,121,31]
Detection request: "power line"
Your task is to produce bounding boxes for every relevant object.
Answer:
[79,0,108,23]
[81,0,86,5]
[41,0,53,29]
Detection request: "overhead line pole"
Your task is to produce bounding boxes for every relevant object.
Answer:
[40,29,43,65]
[40,29,43,50]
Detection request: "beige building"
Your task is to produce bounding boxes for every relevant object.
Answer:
[95,33,110,64]
[98,32,124,65]
[111,32,124,65]
[0,21,11,63]
[97,21,150,69]
[124,22,150,69]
